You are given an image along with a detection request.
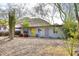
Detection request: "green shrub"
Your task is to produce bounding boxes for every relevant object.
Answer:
[63,17,77,38]
[65,32,78,56]
[23,18,29,28]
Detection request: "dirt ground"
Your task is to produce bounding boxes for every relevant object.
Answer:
[0,37,65,56]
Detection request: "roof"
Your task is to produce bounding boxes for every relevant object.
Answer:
[18,17,62,28]
[18,17,51,27]
[27,18,51,27]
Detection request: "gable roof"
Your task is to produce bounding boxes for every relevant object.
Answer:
[18,17,51,27]
[27,18,51,27]
[18,17,63,28]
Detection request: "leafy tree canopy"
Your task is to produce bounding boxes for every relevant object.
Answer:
[0,19,8,26]
[23,17,29,28]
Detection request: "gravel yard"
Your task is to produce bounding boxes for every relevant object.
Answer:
[0,37,65,56]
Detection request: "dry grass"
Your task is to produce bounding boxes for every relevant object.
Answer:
[39,46,70,56]
[0,37,77,56]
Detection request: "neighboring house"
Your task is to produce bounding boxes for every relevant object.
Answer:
[0,25,9,36]
[0,25,8,32]
[19,17,65,39]
[0,24,21,35]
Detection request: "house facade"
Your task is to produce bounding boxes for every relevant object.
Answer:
[27,25,64,39]
[19,17,65,39]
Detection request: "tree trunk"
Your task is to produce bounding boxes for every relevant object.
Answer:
[77,20,79,39]
[9,24,15,40]
[74,3,79,40]
[9,9,16,40]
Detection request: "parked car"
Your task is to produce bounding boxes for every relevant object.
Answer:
[15,27,21,35]
[19,30,29,37]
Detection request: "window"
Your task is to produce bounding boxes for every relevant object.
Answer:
[53,27,58,33]
[38,28,41,32]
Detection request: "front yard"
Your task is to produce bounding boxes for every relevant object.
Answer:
[0,37,74,56]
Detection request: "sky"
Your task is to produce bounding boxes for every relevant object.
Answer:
[0,0,78,3]
[0,3,63,25]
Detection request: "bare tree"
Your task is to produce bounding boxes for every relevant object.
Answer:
[33,3,54,23]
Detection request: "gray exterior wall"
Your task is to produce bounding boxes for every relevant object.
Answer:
[27,26,65,39]
[48,27,65,38]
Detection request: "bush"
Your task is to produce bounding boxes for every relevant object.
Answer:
[65,32,78,56]
[63,17,77,38]
[23,18,29,28]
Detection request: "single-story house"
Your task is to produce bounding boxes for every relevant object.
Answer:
[19,17,65,39]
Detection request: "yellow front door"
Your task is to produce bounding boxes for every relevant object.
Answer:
[31,28,36,36]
